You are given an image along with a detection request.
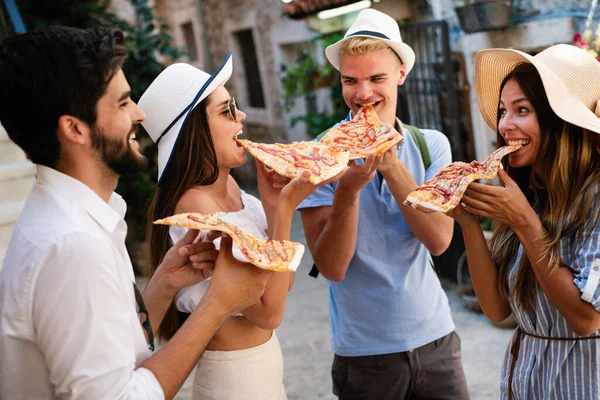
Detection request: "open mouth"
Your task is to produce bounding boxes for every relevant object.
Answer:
[233,129,244,148]
[355,101,381,109]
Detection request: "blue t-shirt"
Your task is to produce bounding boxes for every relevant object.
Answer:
[297,118,456,356]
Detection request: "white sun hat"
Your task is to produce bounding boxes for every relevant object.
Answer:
[475,44,600,134]
[138,52,233,184]
[325,8,415,74]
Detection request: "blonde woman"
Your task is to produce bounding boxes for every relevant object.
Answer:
[418,45,600,399]
[138,54,343,400]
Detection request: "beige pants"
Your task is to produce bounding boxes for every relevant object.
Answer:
[192,331,287,400]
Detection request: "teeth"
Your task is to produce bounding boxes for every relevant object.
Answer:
[507,140,530,146]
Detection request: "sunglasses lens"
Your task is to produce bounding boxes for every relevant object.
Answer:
[230,99,237,121]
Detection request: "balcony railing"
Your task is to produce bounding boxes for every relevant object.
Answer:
[513,0,599,24]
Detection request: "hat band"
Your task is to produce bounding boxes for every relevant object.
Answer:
[155,104,193,145]
[155,51,232,146]
[348,30,390,40]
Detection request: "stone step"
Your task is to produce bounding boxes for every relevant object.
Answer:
[0,201,25,253]
[0,161,35,204]
[0,125,27,164]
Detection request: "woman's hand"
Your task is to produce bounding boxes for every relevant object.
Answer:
[156,229,220,293]
[461,170,536,230]
[280,167,349,210]
[256,160,289,209]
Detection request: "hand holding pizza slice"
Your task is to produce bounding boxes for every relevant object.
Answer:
[236,139,349,185]
[320,104,403,160]
[154,213,304,272]
[405,144,524,213]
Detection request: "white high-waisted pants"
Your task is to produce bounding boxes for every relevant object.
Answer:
[192,332,287,400]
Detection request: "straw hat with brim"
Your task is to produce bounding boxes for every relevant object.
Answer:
[138,52,233,184]
[325,8,415,75]
[475,44,600,135]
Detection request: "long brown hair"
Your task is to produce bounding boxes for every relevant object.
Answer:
[147,98,218,341]
[489,63,600,314]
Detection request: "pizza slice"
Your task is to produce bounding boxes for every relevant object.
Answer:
[405,144,524,213]
[320,105,403,160]
[236,139,349,185]
[154,213,304,272]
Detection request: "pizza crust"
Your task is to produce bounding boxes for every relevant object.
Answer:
[405,144,524,213]
[236,139,349,185]
[154,213,304,272]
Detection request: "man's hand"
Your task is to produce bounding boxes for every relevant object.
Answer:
[337,153,382,194]
[203,234,273,316]
[377,144,401,177]
[156,228,220,294]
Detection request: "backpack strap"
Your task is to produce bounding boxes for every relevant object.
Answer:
[404,124,431,170]
[315,128,329,141]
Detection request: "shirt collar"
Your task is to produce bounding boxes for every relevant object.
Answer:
[36,165,127,233]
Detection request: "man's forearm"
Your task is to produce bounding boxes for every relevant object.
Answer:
[311,188,360,281]
[384,167,453,255]
[141,296,228,400]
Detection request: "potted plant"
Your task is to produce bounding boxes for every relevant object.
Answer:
[453,0,514,34]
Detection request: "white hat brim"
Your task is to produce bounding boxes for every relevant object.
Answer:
[156,53,233,184]
[325,35,415,75]
[475,48,600,135]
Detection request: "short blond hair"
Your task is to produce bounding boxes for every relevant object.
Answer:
[338,37,403,65]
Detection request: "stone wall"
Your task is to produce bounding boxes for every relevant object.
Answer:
[201,0,291,187]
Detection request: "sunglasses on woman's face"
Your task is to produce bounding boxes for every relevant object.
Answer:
[225,97,239,122]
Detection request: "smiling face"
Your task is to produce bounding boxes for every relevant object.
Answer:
[92,68,148,174]
[339,48,406,126]
[497,78,541,168]
[206,85,247,168]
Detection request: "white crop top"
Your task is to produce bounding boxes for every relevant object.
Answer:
[169,191,268,313]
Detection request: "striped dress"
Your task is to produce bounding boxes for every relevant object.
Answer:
[501,224,600,399]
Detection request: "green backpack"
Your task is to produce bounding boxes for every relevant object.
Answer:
[315,124,431,169]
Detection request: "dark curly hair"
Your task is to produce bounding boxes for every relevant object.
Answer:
[0,26,128,167]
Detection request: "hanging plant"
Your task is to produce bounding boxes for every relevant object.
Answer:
[279,32,347,137]
[280,49,335,111]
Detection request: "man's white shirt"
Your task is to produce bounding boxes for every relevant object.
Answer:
[0,166,164,399]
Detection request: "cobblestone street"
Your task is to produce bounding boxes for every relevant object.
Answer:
[169,212,514,399]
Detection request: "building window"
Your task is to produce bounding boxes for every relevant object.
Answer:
[181,22,198,62]
[235,29,265,109]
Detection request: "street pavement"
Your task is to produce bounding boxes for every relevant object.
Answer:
[169,212,514,399]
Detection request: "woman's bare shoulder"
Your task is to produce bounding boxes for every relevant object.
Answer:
[175,188,218,214]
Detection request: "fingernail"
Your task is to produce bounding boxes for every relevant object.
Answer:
[180,247,189,256]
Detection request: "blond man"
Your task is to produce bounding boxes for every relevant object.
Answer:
[298,9,469,399]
